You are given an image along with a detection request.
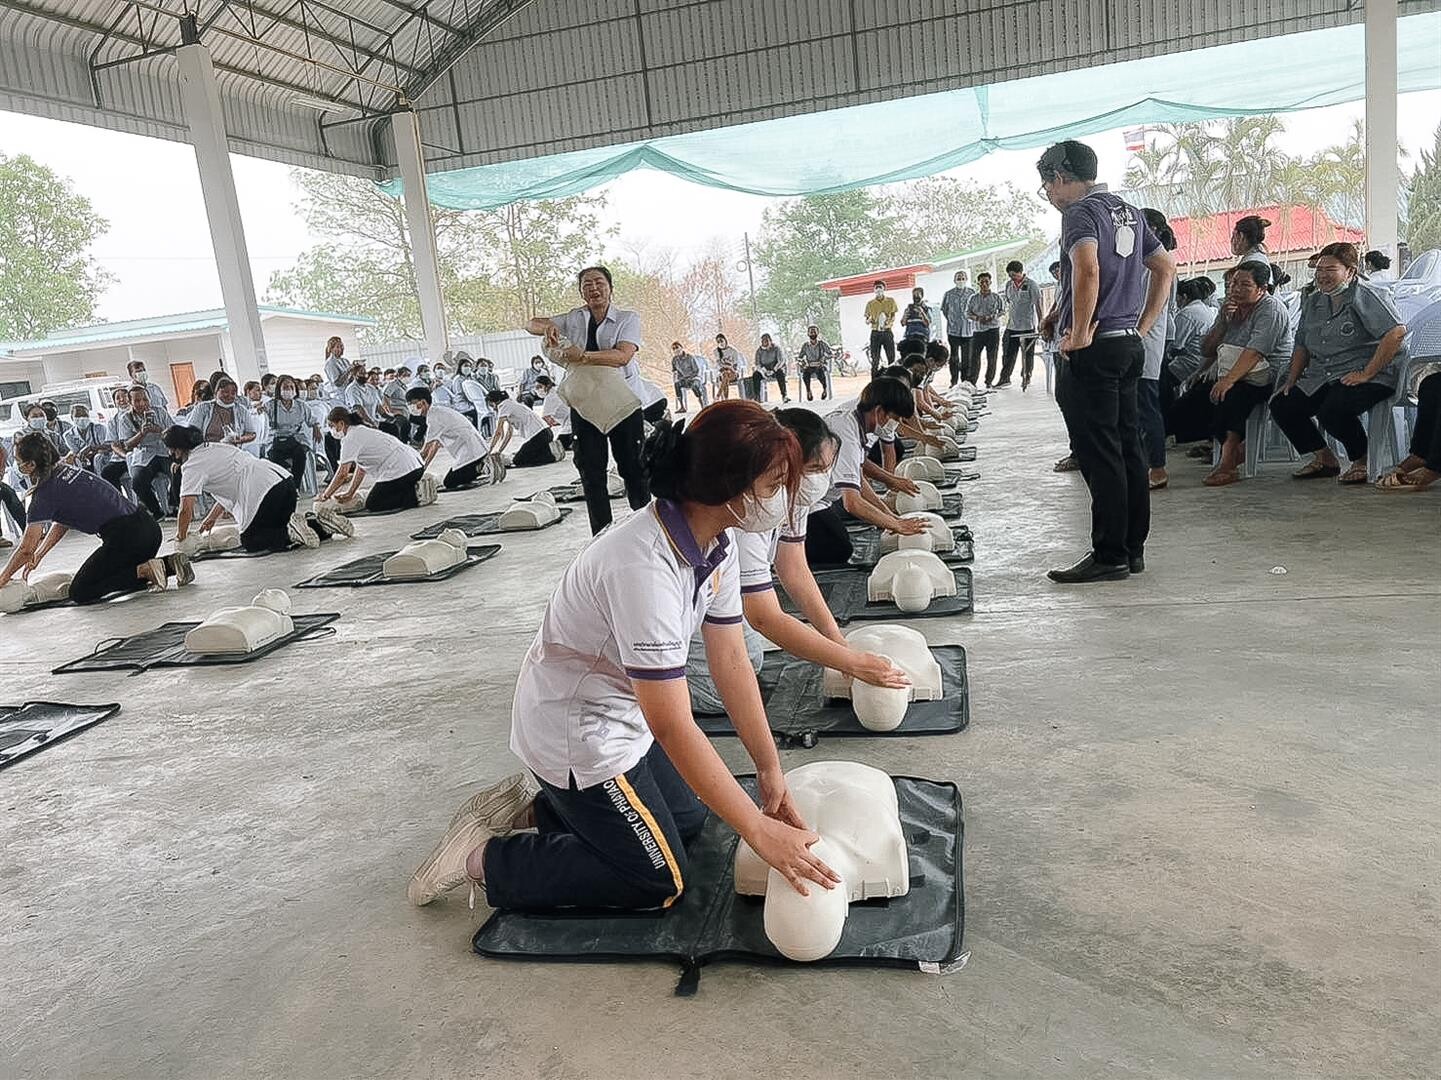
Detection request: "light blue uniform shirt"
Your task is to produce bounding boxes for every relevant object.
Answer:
[1294,280,1405,392]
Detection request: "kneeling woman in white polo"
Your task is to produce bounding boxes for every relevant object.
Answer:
[409,400,840,910]
[405,386,490,488]
[321,408,427,512]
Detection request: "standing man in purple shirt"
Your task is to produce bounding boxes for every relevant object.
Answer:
[1038,140,1175,584]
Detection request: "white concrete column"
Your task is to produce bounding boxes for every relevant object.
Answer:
[1364,0,1400,258]
[392,109,450,363]
[176,40,268,381]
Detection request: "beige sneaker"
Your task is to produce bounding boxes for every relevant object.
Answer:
[139,558,169,592]
[407,816,492,907]
[447,771,538,835]
[313,502,354,539]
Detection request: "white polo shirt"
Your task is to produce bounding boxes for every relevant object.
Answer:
[510,499,742,789]
[737,508,810,594]
[496,397,547,442]
[821,407,870,507]
[339,423,424,483]
[550,304,646,398]
[422,403,487,468]
[178,441,288,532]
[540,392,571,435]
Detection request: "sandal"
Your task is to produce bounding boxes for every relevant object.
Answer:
[1149,476,1169,490]
[1053,455,1080,473]
[1338,464,1369,485]
[1375,471,1420,491]
[1204,469,1241,487]
[1292,460,1341,480]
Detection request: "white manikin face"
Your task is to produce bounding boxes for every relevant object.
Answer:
[893,480,942,515]
[734,761,909,961]
[868,550,956,613]
[822,623,943,731]
[879,512,953,556]
[895,456,945,484]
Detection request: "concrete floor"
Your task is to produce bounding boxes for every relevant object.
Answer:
[3,385,1438,1080]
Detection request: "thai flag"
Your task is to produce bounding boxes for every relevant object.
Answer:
[1123,128,1146,152]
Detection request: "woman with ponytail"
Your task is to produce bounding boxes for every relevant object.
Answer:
[408,400,842,913]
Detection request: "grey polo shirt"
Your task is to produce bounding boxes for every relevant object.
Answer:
[1294,280,1406,391]
[1214,294,1293,387]
[942,285,976,337]
[1004,277,1045,333]
[967,291,1005,330]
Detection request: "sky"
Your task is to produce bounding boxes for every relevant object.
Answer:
[1,89,1438,330]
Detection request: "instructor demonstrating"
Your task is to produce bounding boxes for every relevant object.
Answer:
[1038,139,1174,584]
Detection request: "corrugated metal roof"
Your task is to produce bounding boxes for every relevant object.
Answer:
[0,0,1434,178]
[1169,205,1367,265]
[0,305,376,354]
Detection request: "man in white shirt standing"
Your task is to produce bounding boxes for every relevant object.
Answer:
[527,265,650,534]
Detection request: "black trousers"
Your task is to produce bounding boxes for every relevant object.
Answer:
[128,455,172,518]
[511,428,557,467]
[643,399,668,424]
[869,330,895,375]
[1057,334,1149,565]
[1213,381,1271,441]
[367,466,424,513]
[1001,330,1038,384]
[241,479,299,553]
[100,460,130,495]
[1167,380,1215,444]
[946,335,971,385]
[483,741,705,911]
[1410,371,1441,470]
[443,458,482,489]
[266,438,309,487]
[973,329,1001,386]
[378,415,411,446]
[673,378,707,411]
[71,508,161,605]
[804,502,854,567]
[0,481,25,530]
[1269,379,1393,460]
[324,432,342,473]
[802,367,831,399]
[572,408,649,534]
[761,369,788,400]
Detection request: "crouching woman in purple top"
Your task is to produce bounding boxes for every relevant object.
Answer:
[407,400,841,913]
[0,432,193,604]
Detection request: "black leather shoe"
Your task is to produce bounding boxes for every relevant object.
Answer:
[1047,554,1131,583]
[1129,555,1145,574]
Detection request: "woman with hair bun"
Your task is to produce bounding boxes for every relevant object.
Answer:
[0,431,191,603]
[407,400,842,914]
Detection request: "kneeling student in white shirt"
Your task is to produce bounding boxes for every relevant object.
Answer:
[320,408,428,513]
[406,387,492,488]
[486,389,558,467]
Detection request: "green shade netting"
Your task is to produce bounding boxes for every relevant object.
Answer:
[383,13,1441,210]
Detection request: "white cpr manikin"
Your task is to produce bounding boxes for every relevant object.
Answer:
[821,624,942,731]
[0,571,73,613]
[185,588,295,655]
[868,550,956,612]
[545,335,641,433]
[879,512,954,555]
[316,489,368,515]
[888,480,942,515]
[176,523,242,558]
[735,761,909,962]
[895,456,946,484]
[498,489,561,530]
[382,528,469,580]
[932,434,963,460]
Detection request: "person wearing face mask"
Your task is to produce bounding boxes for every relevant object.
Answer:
[382,366,415,444]
[113,385,178,518]
[900,287,931,346]
[533,375,572,452]
[125,360,169,410]
[941,271,977,387]
[1270,242,1408,484]
[407,400,840,913]
[320,408,428,513]
[863,280,898,377]
[242,380,265,411]
[806,378,928,567]
[684,408,910,715]
[100,386,134,494]
[796,326,834,401]
[0,432,191,602]
[166,424,345,553]
[63,406,108,474]
[265,375,323,486]
[670,341,708,413]
[322,336,355,399]
[966,273,1006,388]
[446,352,482,428]
[517,356,551,406]
[713,334,745,400]
[188,377,259,453]
[19,405,64,458]
[486,389,558,468]
[406,386,494,488]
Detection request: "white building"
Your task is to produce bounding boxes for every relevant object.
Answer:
[0,306,376,408]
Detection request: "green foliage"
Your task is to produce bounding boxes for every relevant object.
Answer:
[1406,124,1441,253]
[0,153,111,340]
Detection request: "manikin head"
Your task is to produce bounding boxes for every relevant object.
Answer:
[1036,139,1099,210]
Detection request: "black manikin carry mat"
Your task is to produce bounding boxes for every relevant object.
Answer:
[410,508,572,540]
[694,647,969,745]
[830,524,974,570]
[863,490,965,520]
[545,483,626,504]
[779,566,973,624]
[472,775,965,996]
[51,614,340,675]
[294,544,500,587]
[0,702,120,769]
[192,543,299,561]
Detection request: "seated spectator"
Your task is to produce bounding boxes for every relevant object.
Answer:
[1377,371,1440,492]
[112,385,177,518]
[517,356,551,406]
[1200,262,1293,486]
[753,334,789,402]
[407,386,491,489]
[1363,250,1394,283]
[671,341,708,413]
[714,334,744,400]
[796,326,834,401]
[264,374,322,486]
[189,378,260,450]
[1270,242,1407,484]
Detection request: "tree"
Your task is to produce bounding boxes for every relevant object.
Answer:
[0,153,111,340]
[874,177,1043,268]
[1407,123,1441,253]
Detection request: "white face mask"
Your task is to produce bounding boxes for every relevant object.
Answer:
[408,404,424,416]
[28,416,47,430]
[459,366,472,376]
[798,470,832,508]
[726,488,791,534]
[280,388,296,401]
[133,371,148,384]
[878,418,900,439]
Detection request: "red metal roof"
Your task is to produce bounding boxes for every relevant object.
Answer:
[1169,205,1365,265]
[818,265,932,297]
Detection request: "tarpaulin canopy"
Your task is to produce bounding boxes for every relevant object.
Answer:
[382,12,1441,210]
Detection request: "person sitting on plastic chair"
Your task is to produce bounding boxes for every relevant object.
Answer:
[1377,369,1441,493]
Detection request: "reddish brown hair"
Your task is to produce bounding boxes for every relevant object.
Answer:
[645,400,801,507]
